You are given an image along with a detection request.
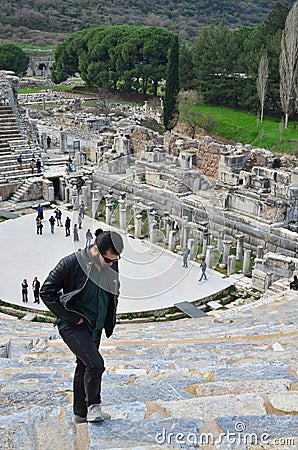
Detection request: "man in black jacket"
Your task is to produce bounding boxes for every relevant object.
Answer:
[40,230,123,423]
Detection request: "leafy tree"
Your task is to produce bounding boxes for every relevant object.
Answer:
[0,44,29,76]
[179,41,195,90]
[163,34,179,131]
[51,25,173,95]
[279,0,298,128]
[192,22,237,106]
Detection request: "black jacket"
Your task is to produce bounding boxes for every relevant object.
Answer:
[40,249,120,338]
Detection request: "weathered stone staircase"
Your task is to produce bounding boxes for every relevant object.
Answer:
[10,176,42,203]
[0,289,297,449]
[0,105,41,184]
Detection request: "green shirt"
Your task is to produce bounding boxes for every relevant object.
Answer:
[58,249,110,341]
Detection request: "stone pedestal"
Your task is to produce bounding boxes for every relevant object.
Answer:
[119,199,126,231]
[187,238,195,260]
[105,203,113,225]
[60,131,68,153]
[236,234,244,261]
[217,230,224,252]
[183,223,191,249]
[91,190,99,219]
[227,255,236,276]
[149,223,157,244]
[148,211,156,229]
[134,214,142,238]
[223,240,232,266]
[242,249,251,275]
[42,132,47,150]
[202,232,210,257]
[206,245,215,269]
[72,186,79,210]
[168,230,176,252]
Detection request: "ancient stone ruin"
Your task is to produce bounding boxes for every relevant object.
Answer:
[1,70,298,293]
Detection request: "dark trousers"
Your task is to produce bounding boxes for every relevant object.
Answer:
[33,290,40,303]
[59,323,104,418]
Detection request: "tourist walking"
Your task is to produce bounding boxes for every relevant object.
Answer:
[79,201,85,219]
[198,259,207,282]
[290,275,298,290]
[182,246,190,268]
[37,204,44,220]
[21,279,28,303]
[30,159,35,174]
[32,277,41,304]
[55,208,63,226]
[17,154,23,169]
[73,224,79,242]
[36,158,42,173]
[78,213,83,229]
[85,229,93,247]
[65,216,71,237]
[36,217,43,235]
[49,216,56,234]
[40,230,123,423]
[46,136,51,149]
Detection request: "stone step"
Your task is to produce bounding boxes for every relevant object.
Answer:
[0,171,43,183]
[0,289,296,449]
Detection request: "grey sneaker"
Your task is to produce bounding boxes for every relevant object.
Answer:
[74,415,87,424]
[87,404,111,422]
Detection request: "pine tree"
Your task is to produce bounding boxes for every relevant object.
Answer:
[163,34,179,131]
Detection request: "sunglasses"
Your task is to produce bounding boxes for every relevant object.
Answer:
[102,255,121,264]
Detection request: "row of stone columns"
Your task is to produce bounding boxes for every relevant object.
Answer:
[89,192,262,276]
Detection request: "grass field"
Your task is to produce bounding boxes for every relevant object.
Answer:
[195,104,298,154]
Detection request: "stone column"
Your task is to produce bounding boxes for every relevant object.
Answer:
[223,240,232,266]
[85,179,92,197]
[182,222,191,248]
[65,186,70,203]
[105,202,113,225]
[187,238,195,260]
[119,199,126,231]
[168,230,176,252]
[242,249,251,275]
[217,230,224,252]
[148,210,156,228]
[202,232,210,257]
[134,214,142,238]
[256,245,264,259]
[193,230,200,259]
[206,245,215,269]
[71,185,79,210]
[60,131,68,153]
[236,234,244,261]
[91,190,99,219]
[149,222,157,244]
[60,178,67,201]
[227,255,236,276]
[165,216,172,241]
[42,132,47,150]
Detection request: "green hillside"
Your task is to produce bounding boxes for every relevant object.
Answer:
[0,0,294,46]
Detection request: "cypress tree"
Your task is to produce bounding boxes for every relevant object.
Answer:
[163,34,179,131]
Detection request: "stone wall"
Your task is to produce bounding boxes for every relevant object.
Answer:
[0,182,20,201]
